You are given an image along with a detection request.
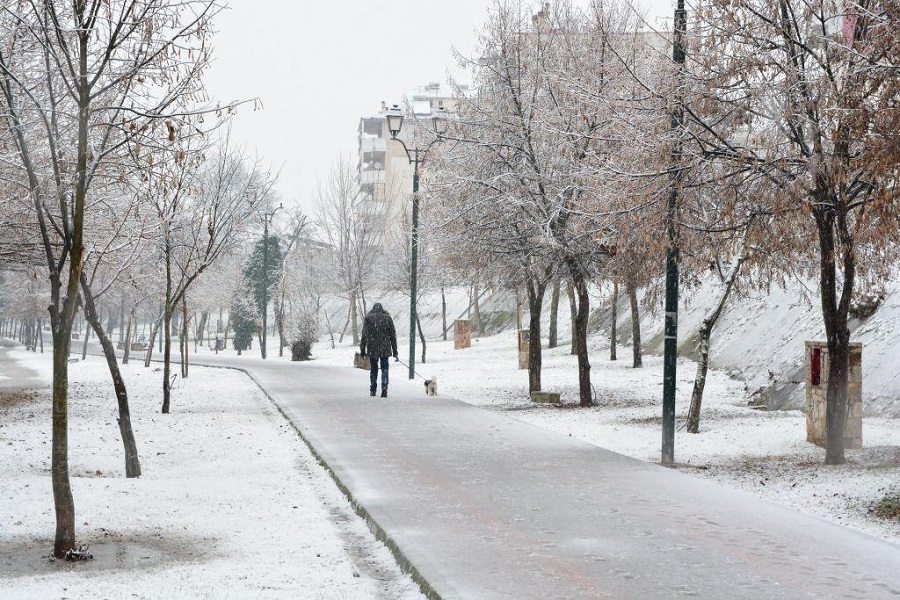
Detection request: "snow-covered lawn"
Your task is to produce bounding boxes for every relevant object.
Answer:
[3,325,898,597]
[316,329,900,546]
[0,348,423,599]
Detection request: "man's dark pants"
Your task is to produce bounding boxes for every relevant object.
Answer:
[369,356,390,392]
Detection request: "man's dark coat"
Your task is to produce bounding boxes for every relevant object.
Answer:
[360,303,398,358]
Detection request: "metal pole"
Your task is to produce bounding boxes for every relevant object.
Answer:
[408,153,420,380]
[662,0,687,466]
[262,217,268,360]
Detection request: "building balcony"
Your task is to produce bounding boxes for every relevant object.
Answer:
[359,136,386,153]
[359,169,385,186]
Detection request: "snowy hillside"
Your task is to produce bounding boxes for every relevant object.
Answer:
[639,276,900,418]
[327,273,900,418]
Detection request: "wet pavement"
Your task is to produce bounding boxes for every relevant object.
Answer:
[188,352,900,599]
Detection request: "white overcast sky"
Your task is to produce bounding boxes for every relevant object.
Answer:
[203,0,673,215]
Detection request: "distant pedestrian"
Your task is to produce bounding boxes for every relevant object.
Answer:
[360,303,398,397]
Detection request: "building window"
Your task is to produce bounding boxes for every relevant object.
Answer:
[363,118,382,136]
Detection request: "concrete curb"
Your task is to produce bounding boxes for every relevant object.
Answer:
[215,363,442,600]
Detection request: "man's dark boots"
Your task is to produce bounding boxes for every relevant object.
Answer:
[380,388,388,398]
[370,387,376,397]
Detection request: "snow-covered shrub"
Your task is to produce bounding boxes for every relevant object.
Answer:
[849,289,885,320]
[290,313,317,361]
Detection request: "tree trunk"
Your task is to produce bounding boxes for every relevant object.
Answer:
[256,301,266,358]
[473,282,483,335]
[441,287,447,341]
[223,315,231,350]
[825,331,850,463]
[687,251,745,434]
[122,308,133,365]
[324,310,336,349]
[198,310,208,348]
[80,311,90,360]
[106,309,115,340]
[628,280,642,368]
[567,262,592,407]
[117,296,125,343]
[417,315,426,365]
[277,301,285,357]
[162,307,173,413]
[349,290,359,346]
[610,280,618,361]
[548,279,560,349]
[51,331,75,558]
[567,280,577,356]
[162,245,173,413]
[144,318,160,367]
[687,324,711,434]
[51,60,94,552]
[816,205,854,465]
[80,277,141,477]
[526,279,547,393]
[181,296,189,379]
[516,288,523,332]
[359,288,368,318]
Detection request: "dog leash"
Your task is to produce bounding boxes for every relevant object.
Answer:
[393,357,429,381]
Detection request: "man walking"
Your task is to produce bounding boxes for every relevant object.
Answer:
[360,303,398,397]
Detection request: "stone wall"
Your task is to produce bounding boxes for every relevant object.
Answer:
[805,341,862,449]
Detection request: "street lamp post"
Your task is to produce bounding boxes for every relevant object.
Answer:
[261,202,283,360]
[662,0,687,466]
[385,105,449,380]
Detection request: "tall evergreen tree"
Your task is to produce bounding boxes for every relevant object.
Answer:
[240,234,284,355]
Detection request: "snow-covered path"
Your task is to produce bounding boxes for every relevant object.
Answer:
[195,352,900,599]
[0,340,42,390]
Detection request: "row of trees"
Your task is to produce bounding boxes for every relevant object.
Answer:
[416,0,899,466]
[0,0,288,558]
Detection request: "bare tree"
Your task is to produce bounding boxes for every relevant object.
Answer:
[433,0,651,402]
[689,0,900,463]
[0,0,227,557]
[314,156,382,346]
[145,132,271,414]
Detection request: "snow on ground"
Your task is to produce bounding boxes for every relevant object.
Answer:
[0,347,424,599]
[315,329,900,546]
[3,321,898,598]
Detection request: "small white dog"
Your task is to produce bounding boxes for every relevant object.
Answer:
[424,377,438,396]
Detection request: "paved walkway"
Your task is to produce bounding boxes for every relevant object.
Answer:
[0,339,44,391]
[190,352,900,599]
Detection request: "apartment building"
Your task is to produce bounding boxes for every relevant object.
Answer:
[356,82,470,252]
